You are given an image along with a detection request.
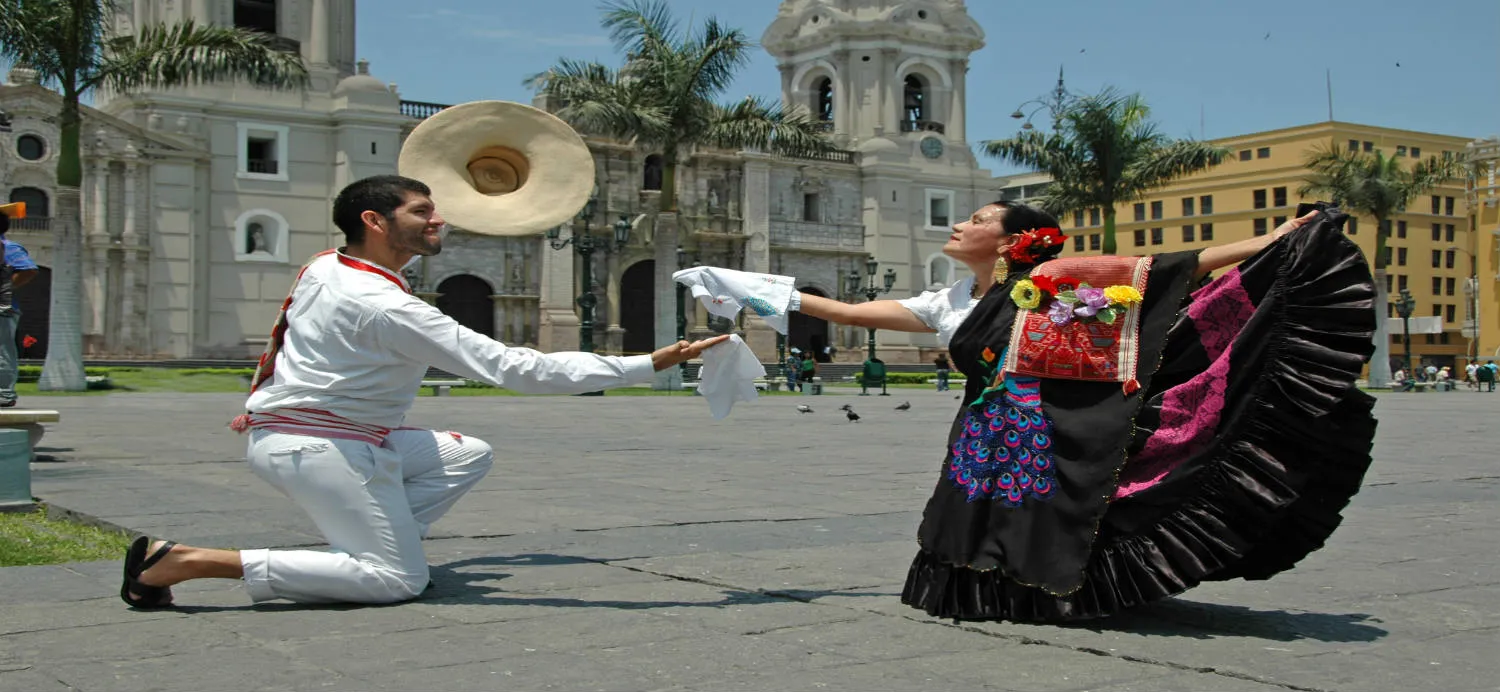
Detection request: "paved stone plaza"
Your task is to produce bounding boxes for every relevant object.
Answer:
[1,388,1495,691]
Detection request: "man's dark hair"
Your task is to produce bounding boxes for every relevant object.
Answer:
[332,175,432,244]
[0,214,9,236]
[990,200,1064,262]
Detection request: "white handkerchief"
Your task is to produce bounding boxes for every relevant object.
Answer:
[672,266,796,334]
[696,334,765,419]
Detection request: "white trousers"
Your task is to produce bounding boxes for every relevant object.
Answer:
[239,428,493,604]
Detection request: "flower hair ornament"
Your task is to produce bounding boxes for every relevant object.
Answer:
[1005,227,1066,265]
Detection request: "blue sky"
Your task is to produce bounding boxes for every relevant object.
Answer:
[363,0,1495,174]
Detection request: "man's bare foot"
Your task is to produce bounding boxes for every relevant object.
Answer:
[133,541,187,592]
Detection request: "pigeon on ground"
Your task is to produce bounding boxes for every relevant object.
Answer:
[845,409,861,423]
[894,401,911,411]
[796,404,814,414]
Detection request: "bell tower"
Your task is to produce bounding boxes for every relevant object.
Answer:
[762,1,984,150]
[109,0,358,84]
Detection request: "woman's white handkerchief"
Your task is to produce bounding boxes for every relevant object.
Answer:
[672,266,796,334]
[696,334,765,419]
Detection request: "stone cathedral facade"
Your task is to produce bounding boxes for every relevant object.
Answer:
[0,0,1003,370]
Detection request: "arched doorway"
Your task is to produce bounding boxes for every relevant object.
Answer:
[788,286,831,362]
[13,266,50,359]
[435,275,494,338]
[619,260,655,354]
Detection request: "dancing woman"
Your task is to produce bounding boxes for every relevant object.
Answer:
[703,199,1377,621]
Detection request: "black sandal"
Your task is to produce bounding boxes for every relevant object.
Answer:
[120,535,176,609]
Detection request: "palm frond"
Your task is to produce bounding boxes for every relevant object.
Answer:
[91,20,307,92]
[600,0,678,59]
[702,96,832,155]
[0,0,110,89]
[531,58,671,142]
[1125,140,1227,196]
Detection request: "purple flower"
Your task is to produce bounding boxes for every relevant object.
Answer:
[1073,287,1109,318]
[1047,300,1074,325]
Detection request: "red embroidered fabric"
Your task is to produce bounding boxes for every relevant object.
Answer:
[1003,256,1153,393]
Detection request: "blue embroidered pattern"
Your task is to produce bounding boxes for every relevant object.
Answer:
[741,296,779,317]
[948,373,1059,506]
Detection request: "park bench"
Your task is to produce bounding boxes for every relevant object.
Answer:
[0,409,60,448]
[421,379,467,396]
[682,381,772,393]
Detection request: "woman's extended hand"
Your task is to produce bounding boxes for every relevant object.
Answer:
[1271,211,1320,239]
[651,335,732,371]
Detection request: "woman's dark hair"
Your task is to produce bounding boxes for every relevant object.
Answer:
[990,200,1064,262]
[332,175,432,244]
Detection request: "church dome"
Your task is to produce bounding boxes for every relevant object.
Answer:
[335,59,387,96]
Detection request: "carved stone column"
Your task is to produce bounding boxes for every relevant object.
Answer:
[949,58,968,143]
[119,156,139,354]
[537,235,580,352]
[881,48,901,133]
[740,153,777,360]
[652,212,681,389]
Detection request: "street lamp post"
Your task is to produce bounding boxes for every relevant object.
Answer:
[847,258,897,396]
[1394,288,1416,387]
[546,197,632,355]
[1008,66,1071,132]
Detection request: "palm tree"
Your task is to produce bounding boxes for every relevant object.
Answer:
[524,0,831,212]
[0,0,306,390]
[1299,143,1465,389]
[983,88,1226,255]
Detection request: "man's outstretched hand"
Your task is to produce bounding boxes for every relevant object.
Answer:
[651,335,732,371]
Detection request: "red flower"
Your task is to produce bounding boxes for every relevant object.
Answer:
[1006,227,1067,263]
[1030,275,1058,295]
[1052,275,1083,292]
[21,335,36,348]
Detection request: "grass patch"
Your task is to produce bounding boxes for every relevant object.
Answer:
[16,367,250,396]
[0,509,134,566]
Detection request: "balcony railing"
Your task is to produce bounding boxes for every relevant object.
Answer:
[899,119,946,134]
[812,120,834,133]
[264,35,301,55]
[246,159,279,175]
[8,217,50,232]
[778,147,856,165]
[400,100,452,120]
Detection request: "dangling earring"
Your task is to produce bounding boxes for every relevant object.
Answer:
[992,253,1009,285]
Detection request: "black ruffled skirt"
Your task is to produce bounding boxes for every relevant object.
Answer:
[902,214,1377,622]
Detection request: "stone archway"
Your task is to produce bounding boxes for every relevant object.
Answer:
[435,274,494,338]
[619,260,656,355]
[13,266,50,359]
[788,286,832,362]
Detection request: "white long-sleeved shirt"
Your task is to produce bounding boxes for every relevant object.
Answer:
[896,276,978,347]
[245,252,655,428]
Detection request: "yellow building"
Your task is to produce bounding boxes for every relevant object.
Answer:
[1011,121,1480,373]
[1465,136,1499,366]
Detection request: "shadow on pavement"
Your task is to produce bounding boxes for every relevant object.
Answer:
[1063,597,1388,643]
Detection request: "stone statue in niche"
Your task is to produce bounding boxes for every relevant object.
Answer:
[509,262,525,292]
[246,222,270,255]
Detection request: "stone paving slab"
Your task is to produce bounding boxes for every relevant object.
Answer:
[1,389,1497,690]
